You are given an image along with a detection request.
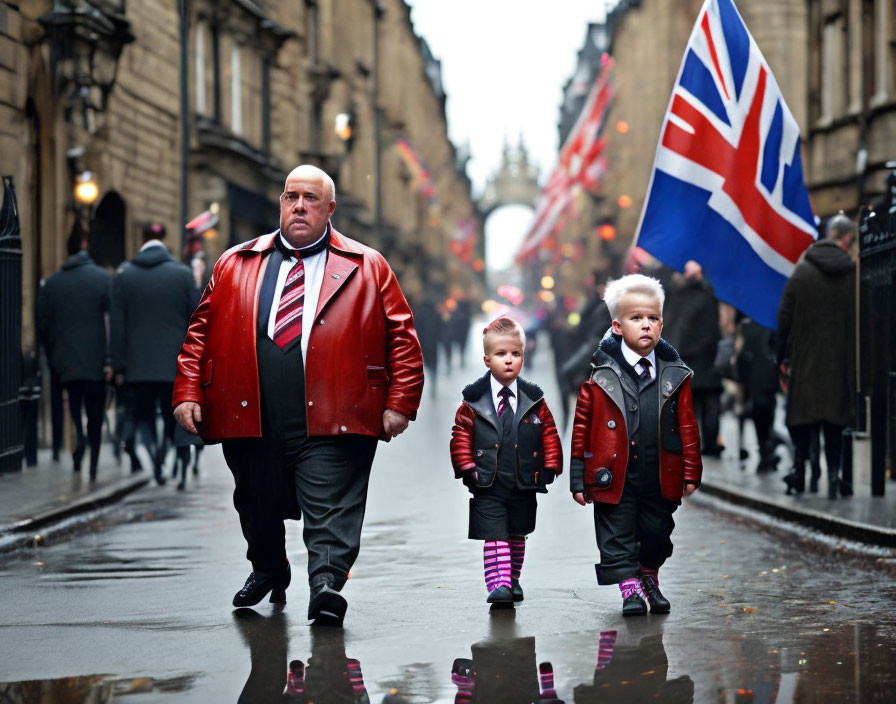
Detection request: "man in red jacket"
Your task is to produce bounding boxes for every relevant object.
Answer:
[571,274,702,617]
[173,165,423,625]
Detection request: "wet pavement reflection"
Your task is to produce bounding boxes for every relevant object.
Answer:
[3,603,896,701]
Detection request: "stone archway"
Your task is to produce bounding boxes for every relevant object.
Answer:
[478,139,541,272]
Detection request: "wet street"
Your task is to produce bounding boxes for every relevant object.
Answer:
[2,347,896,703]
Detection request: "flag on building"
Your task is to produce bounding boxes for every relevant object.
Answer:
[516,55,614,262]
[635,0,816,329]
[395,138,437,199]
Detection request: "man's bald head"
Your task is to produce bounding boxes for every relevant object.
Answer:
[285,165,336,202]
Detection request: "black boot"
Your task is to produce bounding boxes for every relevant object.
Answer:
[783,460,805,495]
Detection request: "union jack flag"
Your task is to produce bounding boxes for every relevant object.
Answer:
[635,0,816,329]
[517,56,614,262]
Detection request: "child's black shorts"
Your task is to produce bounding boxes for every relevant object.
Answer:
[468,490,536,540]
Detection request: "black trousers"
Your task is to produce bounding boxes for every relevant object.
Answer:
[64,380,105,472]
[131,382,175,469]
[593,468,679,585]
[223,434,378,590]
[788,421,845,484]
[692,389,722,453]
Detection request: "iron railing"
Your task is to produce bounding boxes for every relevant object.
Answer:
[858,167,896,495]
[0,176,23,473]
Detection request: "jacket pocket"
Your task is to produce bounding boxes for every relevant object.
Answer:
[366,365,389,387]
[201,359,213,387]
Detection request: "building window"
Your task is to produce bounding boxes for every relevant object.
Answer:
[194,22,207,115]
[231,44,242,135]
[821,15,846,123]
[872,0,895,103]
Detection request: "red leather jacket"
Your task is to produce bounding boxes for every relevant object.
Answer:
[570,336,702,504]
[172,227,424,442]
[450,374,563,492]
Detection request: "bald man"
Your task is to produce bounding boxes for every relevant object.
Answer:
[173,165,424,624]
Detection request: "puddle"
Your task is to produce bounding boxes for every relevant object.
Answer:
[0,673,197,702]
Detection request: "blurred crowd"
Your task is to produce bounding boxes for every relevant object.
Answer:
[540,213,859,500]
[24,221,206,489]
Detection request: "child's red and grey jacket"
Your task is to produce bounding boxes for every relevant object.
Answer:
[450,373,563,492]
[571,334,703,504]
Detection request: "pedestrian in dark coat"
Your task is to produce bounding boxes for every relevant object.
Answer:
[36,229,112,478]
[777,214,856,498]
[111,223,194,484]
[663,261,723,456]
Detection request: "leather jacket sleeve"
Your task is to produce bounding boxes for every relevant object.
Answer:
[378,258,424,420]
[569,381,594,492]
[677,378,703,486]
[538,400,563,475]
[449,403,477,477]
[172,258,218,407]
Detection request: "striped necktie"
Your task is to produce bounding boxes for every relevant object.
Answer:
[273,257,305,350]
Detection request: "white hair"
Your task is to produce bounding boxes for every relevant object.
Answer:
[603,274,665,319]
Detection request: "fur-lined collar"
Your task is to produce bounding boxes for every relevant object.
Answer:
[462,372,543,404]
[593,332,681,381]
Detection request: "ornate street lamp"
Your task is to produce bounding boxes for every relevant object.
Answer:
[38,1,134,131]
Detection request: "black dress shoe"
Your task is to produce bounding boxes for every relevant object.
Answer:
[308,583,347,626]
[622,593,648,616]
[640,576,671,614]
[828,478,840,500]
[232,564,291,608]
[487,586,515,608]
[510,579,524,602]
[809,477,819,493]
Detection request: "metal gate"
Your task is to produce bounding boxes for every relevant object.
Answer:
[858,168,896,495]
[0,176,23,473]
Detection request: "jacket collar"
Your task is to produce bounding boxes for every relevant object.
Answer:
[462,372,543,427]
[591,332,690,411]
[238,224,365,258]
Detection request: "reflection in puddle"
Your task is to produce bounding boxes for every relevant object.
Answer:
[5,620,895,701]
[234,607,372,702]
[0,673,196,702]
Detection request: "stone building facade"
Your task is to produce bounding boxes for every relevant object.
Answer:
[0,0,479,350]
[523,0,896,310]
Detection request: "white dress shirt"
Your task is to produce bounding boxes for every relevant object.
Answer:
[490,375,518,416]
[620,342,657,380]
[266,228,329,363]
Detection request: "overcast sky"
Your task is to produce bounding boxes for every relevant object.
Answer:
[406,1,611,197]
[405,1,611,270]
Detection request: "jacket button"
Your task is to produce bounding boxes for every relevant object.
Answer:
[494,443,499,449]
[630,403,638,412]
[476,450,484,457]
[607,420,616,429]
[308,401,313,407]
[319,319,325,324]
[533,451,538,458]
[240,400,248,407]
[631,440,637,446]
[340,425,347,432]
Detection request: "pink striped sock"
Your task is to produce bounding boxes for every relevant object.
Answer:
[640,564,659,584]
[483,540,512,591]
[286,660,305,695]
[346,658,366,695]
[596,630,618,670]
[509,536,526,581]
[619,577,643,600]
[538,662,557,697]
